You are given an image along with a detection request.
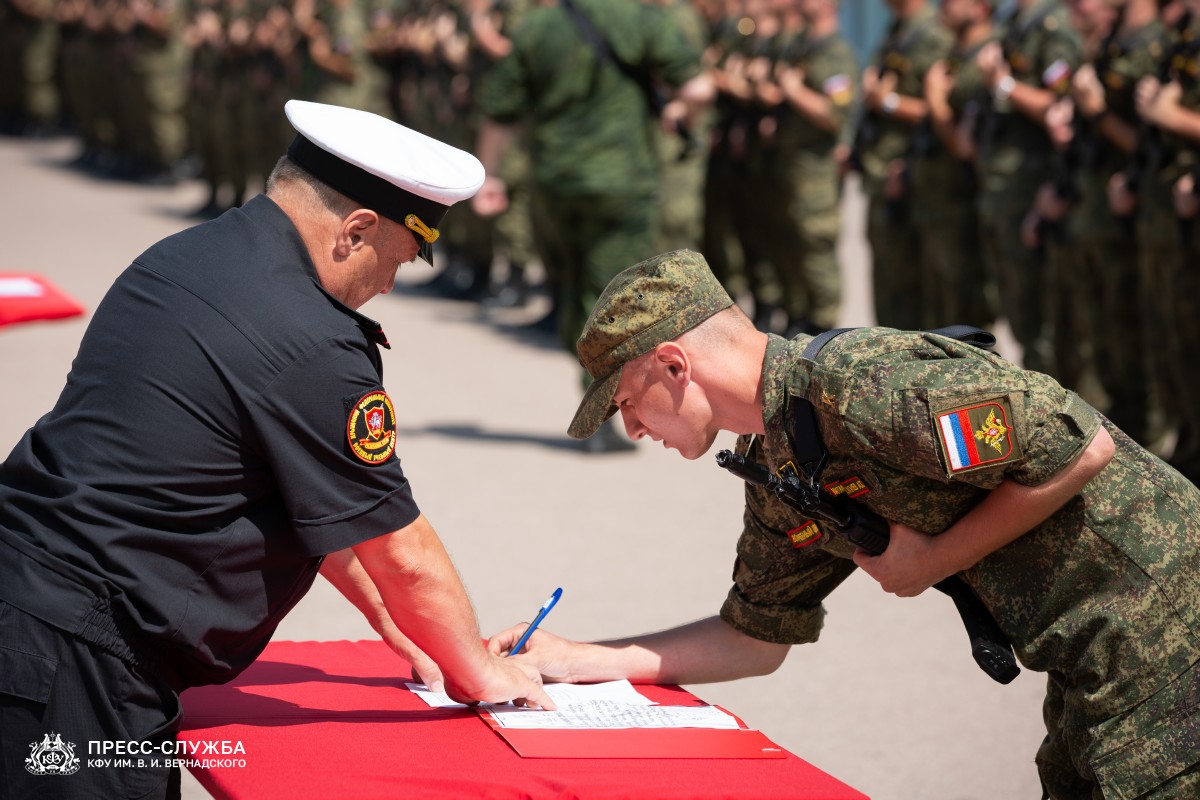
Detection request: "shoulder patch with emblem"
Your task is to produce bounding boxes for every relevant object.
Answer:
[823,74,854,106]
[787,520,823,548]
[1042,59,1072,92]
[935,399,1021,473]
[346,390,397,465]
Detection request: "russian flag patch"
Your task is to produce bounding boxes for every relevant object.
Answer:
[935,399,1020,473]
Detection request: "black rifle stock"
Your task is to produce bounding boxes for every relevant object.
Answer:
[716,449,1021,684]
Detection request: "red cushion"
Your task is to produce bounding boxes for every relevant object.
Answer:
[0,273,85,328]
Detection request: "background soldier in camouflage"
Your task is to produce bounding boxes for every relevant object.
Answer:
[854,0,951,331]
[649,0,713,257]
[472,0,711,452]
[755,0,856,335]
[975,0,1080,375]
[1023,0,1109,405]
[1064,0,1165,445]
[707,0,791,331]
[702,2,757,306]
[912,0,995,329]
[489,249,1200,800]
[1134,0,1200,486]
[0,0,59,135]
[469,0,537,308]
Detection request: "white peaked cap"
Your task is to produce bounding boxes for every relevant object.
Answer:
[283,99,484,234]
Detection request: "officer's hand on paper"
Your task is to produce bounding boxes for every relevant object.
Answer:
[444,652,558,710]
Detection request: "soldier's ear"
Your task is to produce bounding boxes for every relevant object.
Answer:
[654,342,691,386]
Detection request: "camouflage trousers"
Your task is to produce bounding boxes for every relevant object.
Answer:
[910,155,994,330]
[756,149,843,330]
[1036,659,1200,799]
[867,191,924,331]
[1064,232,1151,445]
[979,200,1054,375]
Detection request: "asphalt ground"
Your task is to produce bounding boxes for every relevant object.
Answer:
[0,135,1044,800]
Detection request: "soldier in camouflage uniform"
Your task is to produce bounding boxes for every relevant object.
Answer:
[469,0,536,307]
[295,0,389,115]
[974,0,1080,375]
[1062,0,1165,445]
[473,0,710,451]
[756,0,856,334]
[1133,1,1200,485]
[122,0,190,179]
[911,0,995,329]
[491,249,1200,799]
[702,2,757,303]
[0,0,59,134]
[854,0,951,331]
[649,0,712,256]
[1023,0,1110,405]
[709,0,790,331]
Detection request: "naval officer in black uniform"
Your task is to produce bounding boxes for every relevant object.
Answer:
[0,99,554,800]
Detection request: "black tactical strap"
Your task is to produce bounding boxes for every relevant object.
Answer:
[802,325,995,361]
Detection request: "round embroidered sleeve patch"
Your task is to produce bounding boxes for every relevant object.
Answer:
[346,390,397,464]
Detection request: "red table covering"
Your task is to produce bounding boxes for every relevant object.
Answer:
[0,273,85,328]
[180,640,868,800]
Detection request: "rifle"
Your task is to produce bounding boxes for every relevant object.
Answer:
[716,446,1021,685]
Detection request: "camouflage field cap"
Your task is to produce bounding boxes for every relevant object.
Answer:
[568,250,734,439]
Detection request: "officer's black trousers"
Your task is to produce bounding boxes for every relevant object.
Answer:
[0,601,181,799]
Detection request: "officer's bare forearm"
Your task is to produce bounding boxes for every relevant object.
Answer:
[929,425,1115,578]
[352,515,492,692]
[564,616,789,685]
[320,548,395,635]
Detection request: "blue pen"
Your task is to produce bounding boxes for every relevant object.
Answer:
[507,588,562,657]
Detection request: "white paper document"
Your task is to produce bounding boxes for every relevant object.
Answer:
[405,679,655,710]
[485,699,742,730]
[406,679,740,730]
[0,278,45,298]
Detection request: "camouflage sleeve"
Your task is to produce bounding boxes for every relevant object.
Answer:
[906,25,953,93]
[837,335,1101,488]
[719,475,858,645]
[1003,380,1100,486]
[808,41,858,130]
[1038,21,1083,91]
[642,3,703,88]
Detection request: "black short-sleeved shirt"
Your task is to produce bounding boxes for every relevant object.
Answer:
[0,196,420,687]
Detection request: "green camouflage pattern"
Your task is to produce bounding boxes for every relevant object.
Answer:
[909,37,995,330]
[977,0,1080,195]
[568,249,733,440]
[1070,21,1166,238]
[857,4,951,194]
[476,0,701,197]
[720,329,1200,795]
[976,2,1080,376]
[755,31,856,329]
[775,32,858,155]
